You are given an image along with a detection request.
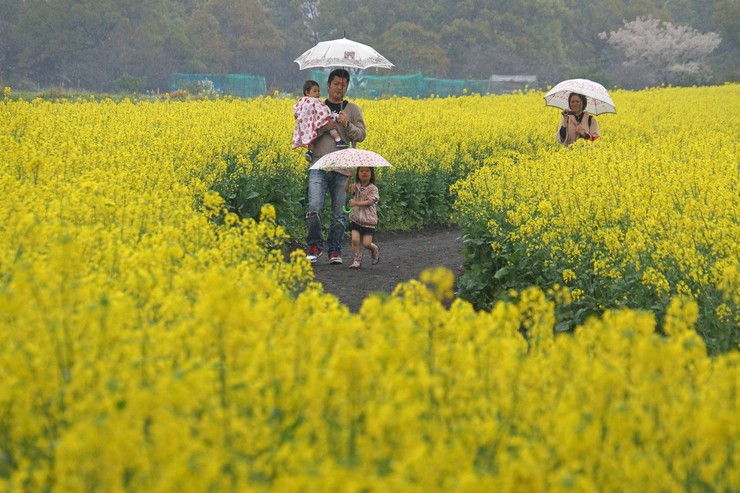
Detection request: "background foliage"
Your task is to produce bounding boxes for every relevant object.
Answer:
[0,0,737,93]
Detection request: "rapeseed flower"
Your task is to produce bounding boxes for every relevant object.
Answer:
[1,87,738,491]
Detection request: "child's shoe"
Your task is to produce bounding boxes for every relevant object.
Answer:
[335,139,349,149]
[349,253,362,269]
[371,246,380,265]
[305,150,313,162]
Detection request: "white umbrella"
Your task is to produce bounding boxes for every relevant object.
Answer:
[544,78,616,115]
[294,37,394,70]
[309,148,392,171]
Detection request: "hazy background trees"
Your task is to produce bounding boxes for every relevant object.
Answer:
[0,0,734,94]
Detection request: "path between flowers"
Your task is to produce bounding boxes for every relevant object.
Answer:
[309,225,464,312]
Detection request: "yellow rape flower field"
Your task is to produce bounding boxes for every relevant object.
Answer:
[0,86,738,491]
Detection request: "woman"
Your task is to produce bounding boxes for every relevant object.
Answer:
[556,92,600,147]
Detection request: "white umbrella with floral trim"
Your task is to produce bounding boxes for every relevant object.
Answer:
[294,37,394,70]
[544,78,616,115]
[309,148,392,171]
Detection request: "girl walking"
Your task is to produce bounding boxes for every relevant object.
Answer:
[345,166,380,269]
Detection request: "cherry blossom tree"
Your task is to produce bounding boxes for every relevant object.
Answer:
[600,16,721,87]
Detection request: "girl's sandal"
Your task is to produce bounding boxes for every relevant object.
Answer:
[350,253,362,269]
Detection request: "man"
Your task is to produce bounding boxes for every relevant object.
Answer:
[305,68,367,264]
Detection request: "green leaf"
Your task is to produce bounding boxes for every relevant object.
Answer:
[555,322,572,333]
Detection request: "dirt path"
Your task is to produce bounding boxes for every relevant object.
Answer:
[309,225,464,312]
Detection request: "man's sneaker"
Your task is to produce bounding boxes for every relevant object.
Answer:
[305,150,313,162]
[371,246,380,265]
[335,139,349,149]
[306,245,322,263]
[328,252,343,264]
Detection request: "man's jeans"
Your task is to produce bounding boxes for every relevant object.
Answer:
[306,169,348,255]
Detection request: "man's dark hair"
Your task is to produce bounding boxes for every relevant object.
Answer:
[328,68,350,85]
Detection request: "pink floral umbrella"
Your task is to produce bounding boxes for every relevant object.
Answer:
[544,78,616,115]
[309,148,392,171]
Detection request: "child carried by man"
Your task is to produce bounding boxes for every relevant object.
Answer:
[292,80,349,162]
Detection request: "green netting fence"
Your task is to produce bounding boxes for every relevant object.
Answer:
[168,73,266,98]
[423,78,507,97]
[167,72,534,99]
[309,71,536,98]
[308,72,426,99]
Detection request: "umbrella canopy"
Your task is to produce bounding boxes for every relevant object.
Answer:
[544,79,616,115]
[294,37,394,70]
[310,148,392,171]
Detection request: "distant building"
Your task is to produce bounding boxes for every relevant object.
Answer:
[489,74,538,83]
[488,74,538,93]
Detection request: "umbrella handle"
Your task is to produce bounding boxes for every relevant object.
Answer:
[343,196,352,214]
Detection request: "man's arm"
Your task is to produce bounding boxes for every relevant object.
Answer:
[343,104,366,143]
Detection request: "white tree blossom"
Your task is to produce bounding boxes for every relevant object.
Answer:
[600,16,721,86]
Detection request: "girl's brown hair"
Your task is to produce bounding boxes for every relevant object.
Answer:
[355,166,376,184]
[303,80,319,96]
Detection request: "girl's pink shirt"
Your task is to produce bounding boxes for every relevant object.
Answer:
[348,182,379,227]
